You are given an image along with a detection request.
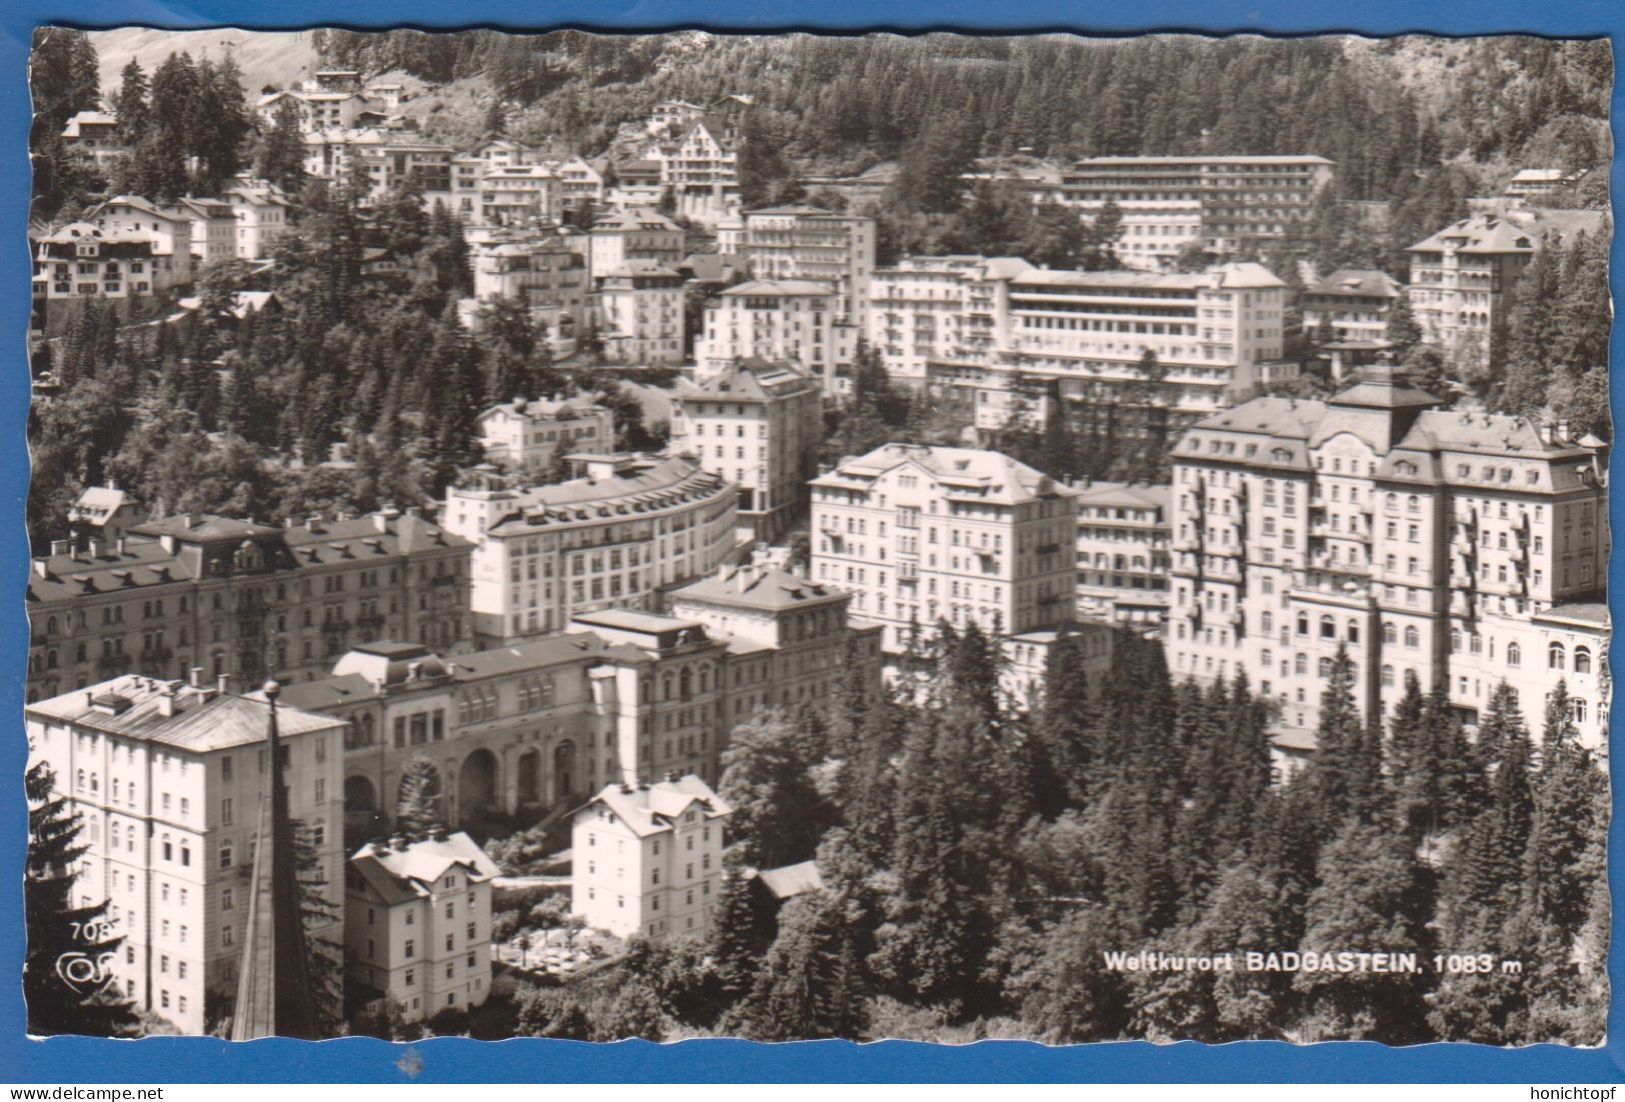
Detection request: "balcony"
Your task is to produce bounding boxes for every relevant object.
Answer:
[898,563,919,582]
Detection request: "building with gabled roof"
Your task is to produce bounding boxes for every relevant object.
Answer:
[740,205,877,325]
[695,279,854,395]
[1073,479,1171,624]
[571,773,731,939]
[26,674,348,1034]
[810,443,1081,654]
[1167,362,1609,761]
[61,109,125,168]
[344,831,499,1023]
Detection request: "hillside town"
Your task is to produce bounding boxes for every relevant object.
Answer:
[23,28,1612,1047]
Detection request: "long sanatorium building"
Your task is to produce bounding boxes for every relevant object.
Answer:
[441,454,739,647]
[1166,363,1610,757]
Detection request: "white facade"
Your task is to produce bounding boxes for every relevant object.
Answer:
[669,360,824,542]
[571,775,731,940]
[1167,364,1610,754]
[596,265,686,364]
[809,443,1080,653]
[226,188,292,260]
[441,455,740,646]
[588,212,685,281]
[25,677,347,1035]
[345,832,498,1024]
[478,397,615,473]
[1059,155,1335,270]
[86,197,196,286]
[696,280,855,397]
[740,206,877,325]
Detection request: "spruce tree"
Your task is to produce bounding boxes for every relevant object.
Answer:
[717,710,824,869]
[394,757,445,840]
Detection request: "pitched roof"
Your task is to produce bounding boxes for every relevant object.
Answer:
[675,358,816,401]
[671,566,849,612]
[1307,268,1401,298]
[69,486,127,522]
[718,279,836,297]
[754,860,824,900]
[27,677,345,753]
[813,443,1074,506]
[584,775,732,838]
[1072,480,1169,510]
[483,457,728,533]
[350,832,500,902]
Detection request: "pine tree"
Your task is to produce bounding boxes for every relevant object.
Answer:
[1304,645,1364,828]
[710,847,764,1003]
[717,710,825,869]
[394,757,445,840]
[25,762,139,1037]
[1294,821,1433,1042]
[258,99,308,195]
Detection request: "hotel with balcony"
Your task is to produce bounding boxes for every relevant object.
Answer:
[1059,155,1334,270]
[1166,363,1609,759]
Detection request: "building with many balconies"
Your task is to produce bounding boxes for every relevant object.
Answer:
[1073,480,1171,624]
[739,206,876,325]
[695,280,855,397]
[1059,155,1335,270]
[1166,362,1609,757]
[596,262,686,364]
[25,505,474,705]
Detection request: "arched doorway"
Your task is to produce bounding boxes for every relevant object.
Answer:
[553,740,577,804]
[345,775,377,813]
[457,749,498,826]
[516,750,540,807]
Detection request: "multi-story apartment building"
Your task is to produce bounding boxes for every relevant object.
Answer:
[477,164,560,227]
[1302,268,1401,345]
[176,197,240,263]
[1073,480,1171,624]
[470,235,590,340]
[587,212,685,281]
[25,675,348,1034]
[441,455,739,647]
[695,280,855,396]
[32,224,167,302]
[553,156,607,214]
[809,443,1080,653]
[643,116,741,228]
[357,137,456,207]
[25,505,473,705]
[596,263,686,364]
[999,264,1286,420]
[478,396,615,474]
[1402,211,1613,372]
[225,186,292,260]
[1060,155,1335,269]
[1166,362,1610,755]
[668,359,824,542]
[61,110,124,170]
[740,206,877,324]
[570,774,732,940]
[869,256,1027,390]
[344,832,498,1023]
[1001,621,1115,708]
[86,196,196,285]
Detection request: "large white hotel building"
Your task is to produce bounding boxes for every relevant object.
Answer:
[1166,363,1610,756]
[869,257,1285,430]
[1058,154,1335,270]
[809,443,1080,654]
[442,454,739,646]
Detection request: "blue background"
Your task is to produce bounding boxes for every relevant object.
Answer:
[3,0,1623,1083]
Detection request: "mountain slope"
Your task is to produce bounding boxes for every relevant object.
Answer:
[87,27,318,99]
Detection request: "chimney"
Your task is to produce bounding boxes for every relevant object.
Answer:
[663,770,678,783]
[115,536,126,555]
[216,672,229,694]
[189,666,203,689]
[32,559,49,579]
[373,512,390,533]
[50,539,71,556]
[88,537,105,558]
[408,661,423,682]
[157,684,178,718]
